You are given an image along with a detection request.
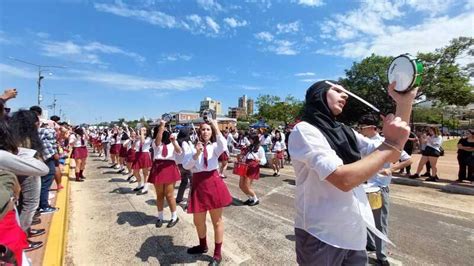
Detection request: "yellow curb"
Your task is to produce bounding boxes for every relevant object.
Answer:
[43,158,71,266]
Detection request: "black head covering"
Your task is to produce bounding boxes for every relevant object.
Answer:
[177,126,191,147]
[301,80,360,164]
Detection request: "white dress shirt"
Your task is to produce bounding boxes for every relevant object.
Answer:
[152,142,178,161]
[69,134,86,147]
[183,135,227,173]
[134,137,153,152]
[245,146,267,166]
[426,135,443,152]
[176,141,193,165]
[272,141,286,152]
[289,121,380,251]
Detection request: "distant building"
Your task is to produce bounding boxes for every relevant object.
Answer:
[200,97,222,115]
[170,110,200,123]
[228,107,247,119]
[246,98,254,115]
[238,95,248,111]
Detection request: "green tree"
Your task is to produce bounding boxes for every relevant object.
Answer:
[256,94,303,125]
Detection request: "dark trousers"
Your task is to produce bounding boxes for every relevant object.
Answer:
[176,164,192,203]
[458,156,474,181]
[39,159,56,209]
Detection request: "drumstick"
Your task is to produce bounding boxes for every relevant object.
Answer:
[325,81,381,114]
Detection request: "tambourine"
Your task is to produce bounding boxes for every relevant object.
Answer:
[387,54,423,92]
[202,109,216,123]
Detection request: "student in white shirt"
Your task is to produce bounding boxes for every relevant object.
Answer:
[175,127,193,207]
[271,131,286,176]
[182,118,232,266]
[238,134,266,206]
[109,127,121,168]
[131,127,153,195]
[288,80,416,265]
[69,127,88,182]
[125,128,137,182]
[410,126,443,181]
[148,120,182,228]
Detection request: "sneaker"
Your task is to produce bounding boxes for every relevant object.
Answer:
[38,207,59,215]
[248,199,259,206]
[167,217,179,228]
[29,228,46,238]
[25,240,43,252]
[421,172,431,177]
[187,245,208,254]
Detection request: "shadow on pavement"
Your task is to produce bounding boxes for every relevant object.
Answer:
[102,170,120,175]
[230,197,247,206]
[97,165,113,169]
[282,179,295,186]
[93,158,105,162]
[117,211,156,227]
[285,234,296,242]
[136,235,212,264]
[110,187,137,194]
[108,178,128,183]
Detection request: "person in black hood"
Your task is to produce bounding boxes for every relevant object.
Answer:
[289,80,417,265]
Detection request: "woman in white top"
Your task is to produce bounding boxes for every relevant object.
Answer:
[148,120,182,228]
[271,131,286,176]
[69,127,88,182]
[131,127,153,195]
[125,128,137,182]
[109,127,122,168]
[182,118,232,266]
[410,126,443,181]
[239,133,266,206]
[118,128,131,174]
[288,80,415,265]
[236,131,250,162]
[175,127,193,207]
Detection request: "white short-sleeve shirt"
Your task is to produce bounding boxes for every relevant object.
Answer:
[183,135,227,173]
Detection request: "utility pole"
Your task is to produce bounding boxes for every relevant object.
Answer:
[8,57,65,107]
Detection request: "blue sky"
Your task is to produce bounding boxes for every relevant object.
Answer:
[0,0,472,124]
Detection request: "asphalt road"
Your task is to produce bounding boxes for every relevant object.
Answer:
[66,152,474,265]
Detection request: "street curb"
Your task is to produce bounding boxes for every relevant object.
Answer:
[391,176,474,196]
[43,157,71,266]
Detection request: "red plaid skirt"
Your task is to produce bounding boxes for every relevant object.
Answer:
[132,151,152,170]
[110,144,122,155]
[148,160,181,184]
[245,159,260,180]
[187,170,232,213]
[71,146,88,159]
[218,152,229,162]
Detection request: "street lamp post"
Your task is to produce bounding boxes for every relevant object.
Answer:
[8,57,65,107]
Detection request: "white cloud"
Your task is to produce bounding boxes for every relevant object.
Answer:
[276,21,300,34]
[39,40,145,64]
[295,72,315,77]
[205,17,220,33]
[196,0,223,12]
[317,12,474,59]
[0,63,37,79]
[296,0,325,7]
[224,17,248,28]
[242,85,263,90]
[300,78,318,83]
[159,53,193,62]
[406,0,456,16]
[255,31,274,42]
[36,32,50,39]
[268,40,298,55]
[94,3,177,28]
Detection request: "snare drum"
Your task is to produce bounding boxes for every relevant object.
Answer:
[387,53,424,92]
[365,186,382,210]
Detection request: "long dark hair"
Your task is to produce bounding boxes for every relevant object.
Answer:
[9,110,43,157]
[272,131,282,143]
[0,119,19,154]
[177,127,191,147]
[248,133,260,153]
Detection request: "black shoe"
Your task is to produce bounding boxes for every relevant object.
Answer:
[275,172,280,177]
[425,176,437,182]
[243,199,252,205]
[32,217,41,225]
[209,258,222,266]
[421,172,431,177]
[248,200,259,206]
[408,174,419,179]
[81,175,86,179]
[136,190,148,195]
[75,178,84,182]
[272,172,278,177]
[375,259,390,266]
[126,175,134,181]
[25,240,43,252]
[29,228,46,238]
[110,164,117,168]
[118,169,124,173]
[187,245,208,254]
[155,219,163,228]
[366,245,376,252]
[167,217,179,228]
[38,207,59,214]
[133,186,143,192]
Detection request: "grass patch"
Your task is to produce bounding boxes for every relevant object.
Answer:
[442,139,459,151]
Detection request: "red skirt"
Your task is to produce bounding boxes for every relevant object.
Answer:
[245,159,260,180]
[276,150,284,160]
[132,151,152,170]
[187,170,232,213]
[119,145,128,158]
[110,144,122,155]
[127,149,136,163]
[0,210,28,266]
[218,152,229,162]
[148,160,181,184]
[71,146,88,159]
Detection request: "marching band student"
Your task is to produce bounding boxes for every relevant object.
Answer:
[69,127,88,182]
[271,131,286,176]
[109,127,121,168]
[183,118,232,266]
[132,126,153,195]
[236,131,250,162]
[126,128,137,182]
[175,127,193,208]
[118,129,130,175]
[148,120,181,228]
[239,134,266,206]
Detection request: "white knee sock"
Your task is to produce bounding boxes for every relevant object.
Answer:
[158,211,164,220]
[171,211,177,221]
